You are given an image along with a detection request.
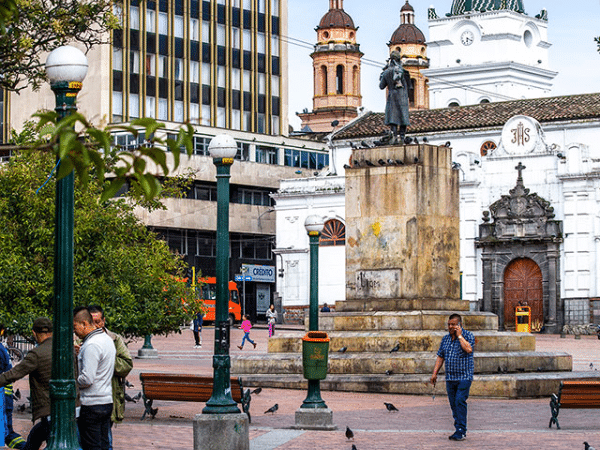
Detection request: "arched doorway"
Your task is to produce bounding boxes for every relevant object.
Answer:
[503,258,543,331]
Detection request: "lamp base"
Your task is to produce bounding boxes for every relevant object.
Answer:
[193,413,249,450]
[137,347,159,359]
[293,407,337,430]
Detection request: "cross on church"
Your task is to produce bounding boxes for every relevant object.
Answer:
[515,161,526,180]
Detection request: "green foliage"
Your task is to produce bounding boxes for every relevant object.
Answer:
[596,36,600,53]
[0,0,118,92]
[0,137,197,339]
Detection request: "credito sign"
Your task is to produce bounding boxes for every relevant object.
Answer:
[242,264,275,283]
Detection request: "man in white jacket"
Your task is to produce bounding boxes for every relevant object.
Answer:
[73,307,116,450]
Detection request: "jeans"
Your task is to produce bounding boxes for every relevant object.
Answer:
[22,417,50,450]
[241,332,255,348]
[78,403,113,450]
[446,380,472,435]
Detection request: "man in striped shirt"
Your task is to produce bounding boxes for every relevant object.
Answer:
[430,313,475,441]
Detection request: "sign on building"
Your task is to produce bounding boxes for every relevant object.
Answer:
[241,264,275,283]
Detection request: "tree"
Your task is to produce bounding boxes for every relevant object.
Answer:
[0,0,117,92]
[0,144,196,339]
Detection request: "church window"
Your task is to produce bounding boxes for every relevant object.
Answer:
[352,66,359,96]
[448,101,459,107]
[320,219,345,246]
[320,66,327,95]
[336,65,344,94]
[409,78,416,105]
[480,98,490,104]
[480,141,496,157]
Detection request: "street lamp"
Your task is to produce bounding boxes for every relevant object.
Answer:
[45,45,88,450]
[301,214,327,409]
[203,134,241,414]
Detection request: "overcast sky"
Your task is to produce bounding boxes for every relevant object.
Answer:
[287,0,600,130]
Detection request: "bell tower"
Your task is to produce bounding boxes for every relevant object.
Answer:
[388,1,429,110]
[297,0,363,133]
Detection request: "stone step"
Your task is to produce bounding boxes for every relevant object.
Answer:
[318,310,498,332]
[335,298,470,312]
[232,351,572,376]
[267,330,536,353]
[236,371,600,399]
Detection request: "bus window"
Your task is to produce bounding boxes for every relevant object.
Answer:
[231,290,239,304]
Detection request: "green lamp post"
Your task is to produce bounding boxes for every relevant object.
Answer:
[45,45,88,450]
[301,214,327,409]
[202,134,241,414]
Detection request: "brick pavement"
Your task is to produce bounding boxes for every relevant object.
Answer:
[8,327,600,449]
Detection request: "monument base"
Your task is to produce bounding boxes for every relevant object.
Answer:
[193,413,249,450]
[293,408,337,430]
[137,347,159,359]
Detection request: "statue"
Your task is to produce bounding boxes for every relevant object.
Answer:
[379,51,411,144]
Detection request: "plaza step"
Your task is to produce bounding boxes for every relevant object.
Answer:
[266,330,536,353]
[335,298,470,312]
[235,371,600,399]
[232,350,571,376]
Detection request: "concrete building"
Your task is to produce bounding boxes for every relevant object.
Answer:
[424,0,557,108]
[274,93,600,331]
[1,0,332,320]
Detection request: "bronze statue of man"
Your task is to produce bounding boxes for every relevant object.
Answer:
[379,51,411,143]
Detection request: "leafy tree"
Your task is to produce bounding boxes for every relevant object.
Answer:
[0,134,197,339]
[0,0,118,92]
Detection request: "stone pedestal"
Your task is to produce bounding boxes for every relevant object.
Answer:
[293,408,337,430]
[193,413,249,450]
[137,348,159,359]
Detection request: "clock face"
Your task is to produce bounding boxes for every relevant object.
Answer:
[461,30,474,46]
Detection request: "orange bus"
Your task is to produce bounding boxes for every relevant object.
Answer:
[194,277,241,326]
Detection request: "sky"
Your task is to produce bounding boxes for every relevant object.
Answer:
[286,0,600,131]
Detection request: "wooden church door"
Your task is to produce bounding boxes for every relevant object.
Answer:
[503,258,544,331]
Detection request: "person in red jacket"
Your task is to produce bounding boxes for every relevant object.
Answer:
[237,315,256,350]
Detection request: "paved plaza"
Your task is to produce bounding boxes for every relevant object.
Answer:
[9,326,600,449]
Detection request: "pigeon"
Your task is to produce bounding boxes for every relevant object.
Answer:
[150,407,158,418]
[403,137,413,144]
[497,366,507,374]
[132,392,142,402]
[590,363,594,371]
[422,137,428,143]
[264,404,278,414]
[395,160,404,165]
[390,343,400,353]
[345,426,354,440]
[17,404,26,413]
[584,442,596,450]
[125,380,134,388]
[125,393,137,403]
[378,159,386,166]
[384,402,399,412]
[385,369,393,376]
[251,387,262,395]
[414,157,419,163]
[351,445,358,450]
[387,159,396,165]
[364,160,376,167]
[343,164,352,170]
[353,160,361,167]
[338,346,348,353]
[13,388,20,400]
[444,141,452,147]
[361,140,373,149]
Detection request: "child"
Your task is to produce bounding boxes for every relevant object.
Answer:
[237,315,256,350]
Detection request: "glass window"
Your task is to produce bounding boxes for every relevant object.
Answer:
[130,50,140,73]
[158,98,168,120]
[300,151,309,168]
[202,21,210,43]
[232,28,241,49]
[174,101,184,122]
[232,110,241,130]
[271,75,279,96]
[257,32,266,54]
[190,61,200,83]
[271,116,279,135]
[159,12,168,34]
[258,73,266,95]
[113,4,124,26]
[243,70,251,92]
[158,55,168,78]
[257,114,265,134]
[243,111,251,131]
[173,16,184,39]
[257,0,265,13]
[271,0,279,16]
[146,9,156,32]
[320,220,345,246]
[231,68,241,90]
[113,48,123,71]
[217,66,226,88]
[217,108,226,127]
[146,96,155,118]
[112,91,123,116]
[243,0,251,9]
[190,18,199,41]
[217,24,226,46]
[175,58,184,81]
[201,105,211,125]
[129,93,139,118]
[243,29,251,51]
[145,54,155,76]
[202,62,211,85]
[130,6,140,30]
[271,35,279,57]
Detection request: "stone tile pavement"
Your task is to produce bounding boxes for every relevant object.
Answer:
[8,327,600,449]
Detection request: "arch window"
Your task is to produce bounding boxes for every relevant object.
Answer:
[320,219,345,246]
[336,65,344,94]
[352,66,359,95]
[448,101,460,107]
[320,65,327,95]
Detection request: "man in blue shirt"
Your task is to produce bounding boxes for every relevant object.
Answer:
[430,313,475,441]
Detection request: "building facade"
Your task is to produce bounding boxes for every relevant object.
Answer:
[424,1,557,108]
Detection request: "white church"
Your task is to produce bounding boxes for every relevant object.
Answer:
[273,0,600,332]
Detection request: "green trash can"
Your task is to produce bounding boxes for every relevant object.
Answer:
[302,331,330,380]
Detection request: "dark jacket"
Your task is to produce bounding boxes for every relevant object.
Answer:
[0,337,52,421]
[106,329,133,423]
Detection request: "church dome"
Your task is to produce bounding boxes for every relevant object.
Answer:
[401,1,414,12]
[450,0,525,15]
[318,8,356,30]
[389,23,425,45]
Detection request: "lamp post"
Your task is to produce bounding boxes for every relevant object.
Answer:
[45,45,88,450]
[202,134,241,414]
[301,214,327,409]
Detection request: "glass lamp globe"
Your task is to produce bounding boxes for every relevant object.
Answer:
[304,215,325,234]
[45,46,89,84]
[208,134,238,159]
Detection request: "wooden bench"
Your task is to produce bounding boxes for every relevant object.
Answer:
[139,373,252,422]
[549,380,600,429]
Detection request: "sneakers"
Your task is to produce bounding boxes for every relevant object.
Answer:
[238,345,243,350]
[253,342,257,349]
[449,432,466,441]
[194,345,201,348]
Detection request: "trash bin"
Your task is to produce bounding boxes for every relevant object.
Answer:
[302,331,330,380]
[515,306,531,332]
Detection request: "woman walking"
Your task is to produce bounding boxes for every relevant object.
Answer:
[266,304,277,337]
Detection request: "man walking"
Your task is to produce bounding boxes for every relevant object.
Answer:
[74,307,115,450]
[0,318,53,450]
[430,313,475,441]
[88,305,133,449]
